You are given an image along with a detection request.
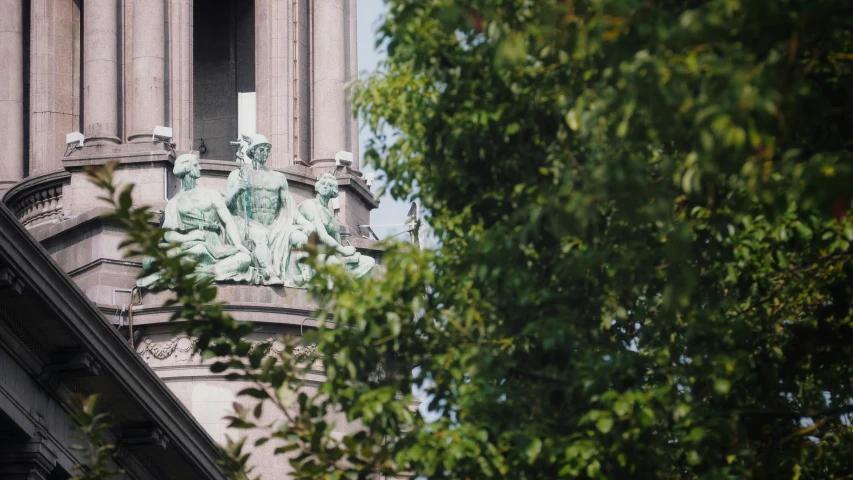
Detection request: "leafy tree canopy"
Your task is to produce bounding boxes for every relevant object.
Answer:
[94,0,853,478]
[350,0,853,477]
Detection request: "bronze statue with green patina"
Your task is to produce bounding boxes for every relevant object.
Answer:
[224,134,312,285]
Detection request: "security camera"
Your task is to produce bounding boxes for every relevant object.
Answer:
[364,171,375,188]
[334,150,353,167]
[152,125,173,143]
[66,131,85,147]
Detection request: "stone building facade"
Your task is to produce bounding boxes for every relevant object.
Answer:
[0,0,380,478]
[0,202,226,479]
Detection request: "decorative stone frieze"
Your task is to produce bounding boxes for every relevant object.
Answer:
[137,335,198,363]
[136,334,317,364]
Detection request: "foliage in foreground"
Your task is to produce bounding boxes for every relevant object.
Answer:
[68,394,124,480]
[94,0,853,478]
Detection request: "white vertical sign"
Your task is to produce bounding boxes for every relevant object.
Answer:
[238,92,257,137]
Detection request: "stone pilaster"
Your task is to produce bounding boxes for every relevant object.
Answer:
[256,0,296,168]
[311,0,347,167]
[0,0,25,192]
[129,0,166,142]
[168,0,193,151]
[83,0,121,144]
[29,0,79,175]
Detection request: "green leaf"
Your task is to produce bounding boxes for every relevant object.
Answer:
[526,438,542,463]
[596,416,614,434]
[714,379,732,395]
[238,388,269,400]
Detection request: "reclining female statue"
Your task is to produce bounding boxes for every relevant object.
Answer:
[137,153,252,287]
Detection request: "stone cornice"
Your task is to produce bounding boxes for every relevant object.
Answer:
[334,172,380,209]
[0,203,226,480]
[60,145,176,170]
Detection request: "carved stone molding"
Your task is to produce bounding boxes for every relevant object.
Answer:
[239,337,318,361]
[46,349,102,377]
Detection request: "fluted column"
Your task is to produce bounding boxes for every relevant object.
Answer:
[0,0,25,186]
[346,0,358,170]
[30,0,77,175]
[84,0,120,144]
[168,0,193,151]
[129,0,166,142]
[311,0,347,166]
[256,0,294,168]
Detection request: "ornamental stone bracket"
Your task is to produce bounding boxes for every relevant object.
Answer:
[37,349,102,391]
[118,424,170,450]
[0,268,26,297]
[0,434,60,480]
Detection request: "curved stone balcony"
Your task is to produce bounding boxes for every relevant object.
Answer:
[2,170,71,229]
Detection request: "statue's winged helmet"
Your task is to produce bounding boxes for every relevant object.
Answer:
[242,133,271,156]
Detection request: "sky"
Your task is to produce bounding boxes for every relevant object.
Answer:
[356,0,414,240]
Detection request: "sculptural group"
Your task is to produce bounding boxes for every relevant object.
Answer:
[137,134,374,288]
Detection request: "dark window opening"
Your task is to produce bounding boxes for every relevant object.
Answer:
[193,0,255,160]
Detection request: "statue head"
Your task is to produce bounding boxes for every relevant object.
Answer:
[245,133,272,165]
[315,173,339,199]
[173,153,201,179]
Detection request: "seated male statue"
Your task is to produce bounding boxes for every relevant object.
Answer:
[137,153,252,287]
[298,173,375,278]
[224,134,311,285]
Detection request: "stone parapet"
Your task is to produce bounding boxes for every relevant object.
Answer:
[2,170,71,229]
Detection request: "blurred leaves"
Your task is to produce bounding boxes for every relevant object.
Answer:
[93,0,853,478]
[68,394,124,480]
[348,0,853,478]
